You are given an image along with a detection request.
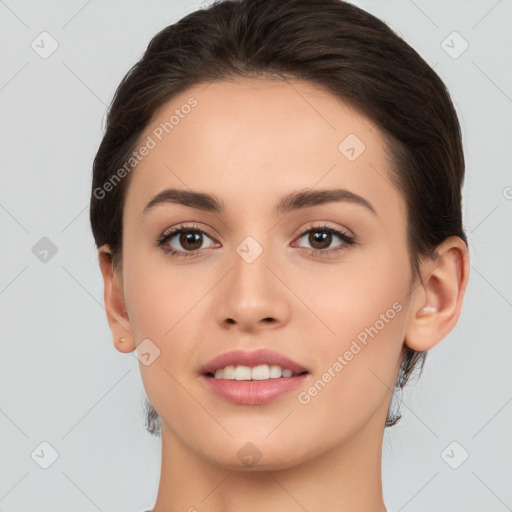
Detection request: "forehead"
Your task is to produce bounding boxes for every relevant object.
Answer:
[124,77,404,225]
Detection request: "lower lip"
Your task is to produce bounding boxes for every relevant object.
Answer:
[201,374,309,405]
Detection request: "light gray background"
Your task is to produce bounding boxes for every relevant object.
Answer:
[1,1,511,511]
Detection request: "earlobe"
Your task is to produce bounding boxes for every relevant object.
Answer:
[98,244,136,354]
[404,236,470,352]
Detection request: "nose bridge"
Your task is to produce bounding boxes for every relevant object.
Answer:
[231,234,274,307]
[216,233,290,329]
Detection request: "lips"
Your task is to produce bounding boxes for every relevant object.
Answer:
[200,348,309,376]
[199,349,310,405]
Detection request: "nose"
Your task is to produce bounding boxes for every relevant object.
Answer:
[214,241,292,332]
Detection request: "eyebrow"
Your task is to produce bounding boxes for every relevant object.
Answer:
[143,187,377,217]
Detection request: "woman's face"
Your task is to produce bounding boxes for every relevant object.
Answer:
[119,77,419,469]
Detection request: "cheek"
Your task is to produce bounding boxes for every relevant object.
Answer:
[293,288,406,438]
[290,246,408,405]
[121,245,214,394]
[122,249,202,423]
[121,238,190,339]
[289,241,410,345]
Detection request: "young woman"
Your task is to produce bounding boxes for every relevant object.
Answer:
[90,0,470,510]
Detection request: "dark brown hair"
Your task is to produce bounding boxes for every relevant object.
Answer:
[90,0,467,433]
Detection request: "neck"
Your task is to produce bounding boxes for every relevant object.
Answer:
[151,412,388,512]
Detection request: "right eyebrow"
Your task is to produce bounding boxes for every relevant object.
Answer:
[143,188,225,215]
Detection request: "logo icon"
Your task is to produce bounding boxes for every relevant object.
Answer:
[236,236,263,264]
[31,441,59,469]
[31,31,59,59]
[32,237,58,263]
[441,441,469,469]
[338,134,366,161]
[237,442,263,468]
[134,338,161,366]
[441,32,469,59]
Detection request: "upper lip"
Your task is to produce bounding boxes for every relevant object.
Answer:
[200,349,309,375]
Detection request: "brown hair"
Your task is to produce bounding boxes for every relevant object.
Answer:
[90,0,467,433]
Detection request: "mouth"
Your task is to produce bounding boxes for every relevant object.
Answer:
[204,364,309,380]
[199,349,310,405]
[200,348,309,378]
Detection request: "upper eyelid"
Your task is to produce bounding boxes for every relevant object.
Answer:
[296,223,351,237]
[161,223,213,237]
[161,222,348,237]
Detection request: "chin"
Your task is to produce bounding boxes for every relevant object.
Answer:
[194,434,318,472]
[208,452,303,472]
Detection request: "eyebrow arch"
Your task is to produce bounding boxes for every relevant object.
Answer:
[142,187,377,217]
[143,188,225,215]
[276,188,377,216]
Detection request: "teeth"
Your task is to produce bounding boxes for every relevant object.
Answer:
[234,365,251,380]
[251,364,270,380]
[269,365,282,378]
[212,364,299,380]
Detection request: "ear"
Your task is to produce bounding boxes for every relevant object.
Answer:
[404,236,470,352]
[98,244,136,354]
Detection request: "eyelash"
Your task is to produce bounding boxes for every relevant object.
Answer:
[156,223,356,258]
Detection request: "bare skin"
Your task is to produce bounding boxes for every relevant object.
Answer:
[98,77,469,512]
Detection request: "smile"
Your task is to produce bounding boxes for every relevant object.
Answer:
[208,364,307,380]
[199,348,310,405]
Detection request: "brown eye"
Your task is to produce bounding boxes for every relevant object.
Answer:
[179,231,203,250]
[294,225,355,256]
[157,224,217,257]
[307,230,332,250]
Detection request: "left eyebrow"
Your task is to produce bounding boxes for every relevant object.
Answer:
[275,188,378,216]
[142,187,378,217]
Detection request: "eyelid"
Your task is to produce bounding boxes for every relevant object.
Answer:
[159,222,216,240]
[291,223,356,254]
[156,223,218,256]
[294,221,353,240]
